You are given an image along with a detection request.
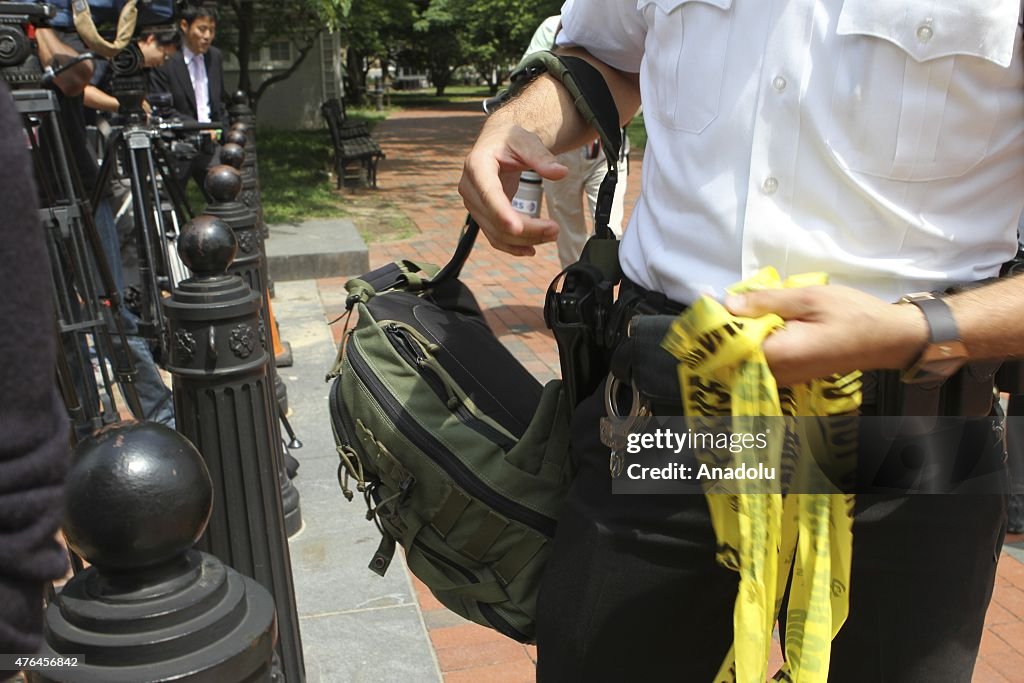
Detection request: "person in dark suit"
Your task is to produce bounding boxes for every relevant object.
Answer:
[149,4,228,195]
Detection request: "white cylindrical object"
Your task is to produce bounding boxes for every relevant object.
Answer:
[511,170,543,218]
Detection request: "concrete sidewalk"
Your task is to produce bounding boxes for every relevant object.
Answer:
[273,101,1024,683]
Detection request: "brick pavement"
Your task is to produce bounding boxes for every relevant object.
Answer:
[316,101,1024,682]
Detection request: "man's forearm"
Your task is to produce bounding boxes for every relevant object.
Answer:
[34,29,93,96]
[949,274,1024,361]
[83,84,118,113]
[490,47,640,155]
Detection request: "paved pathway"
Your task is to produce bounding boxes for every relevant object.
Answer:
[314,101,1024,682]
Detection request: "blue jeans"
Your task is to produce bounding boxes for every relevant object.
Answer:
[94,199,174,427]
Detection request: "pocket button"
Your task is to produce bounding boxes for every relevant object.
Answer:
[915,23,934,43]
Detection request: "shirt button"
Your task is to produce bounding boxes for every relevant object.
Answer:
[762,177,779,195]
[772,76,787,92]
[916,23,933,43]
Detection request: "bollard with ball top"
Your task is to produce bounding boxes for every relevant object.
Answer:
[202,164,302,533]
[28,421,276,683]
[228,91,257,129]
[162,215,305,682]
[222,126,268,241]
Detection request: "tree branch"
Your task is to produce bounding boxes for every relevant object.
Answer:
[252,30,323,105]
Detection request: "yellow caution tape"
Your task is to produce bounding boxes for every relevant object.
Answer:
[661,267,859,683]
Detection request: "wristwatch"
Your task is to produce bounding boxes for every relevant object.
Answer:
[899,292,968,384]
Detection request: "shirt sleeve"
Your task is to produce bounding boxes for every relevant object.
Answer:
[557,0,647,73]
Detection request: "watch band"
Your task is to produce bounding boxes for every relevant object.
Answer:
[905,295,960,345]
[900,294,968,384]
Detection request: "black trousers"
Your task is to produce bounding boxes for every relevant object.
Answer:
[536,382,1009,682]
[174,144,221,199]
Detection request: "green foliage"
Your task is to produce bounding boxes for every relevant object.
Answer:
[308,0,352,29]
[627,112,647,151]
[342,0,561,98]
[460,0,557,92]
[217,0,350,107]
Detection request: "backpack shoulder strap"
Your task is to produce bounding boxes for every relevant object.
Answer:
[506,51,621,240]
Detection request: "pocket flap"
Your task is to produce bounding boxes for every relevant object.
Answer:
[836,0,1019,67]
[637,0,732,13]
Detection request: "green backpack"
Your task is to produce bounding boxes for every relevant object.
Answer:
[326,51,623,643]
[327,251,572,642]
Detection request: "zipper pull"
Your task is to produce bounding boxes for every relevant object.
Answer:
[386,324,424,362]
[369,533,397,576]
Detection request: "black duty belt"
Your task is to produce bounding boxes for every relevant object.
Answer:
[610,278,1000,419]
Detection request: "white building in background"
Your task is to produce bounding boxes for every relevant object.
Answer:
[223,31,344,129]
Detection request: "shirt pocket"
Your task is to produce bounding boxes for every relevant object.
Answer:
[638,0,734,134]
[826,0,1020,182]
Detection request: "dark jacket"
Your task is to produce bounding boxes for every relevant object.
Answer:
[149,45,229,129]
[0,82,70,681]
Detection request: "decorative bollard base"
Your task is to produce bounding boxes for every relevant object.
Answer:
[30,552,276,683]
[28,422,277,683]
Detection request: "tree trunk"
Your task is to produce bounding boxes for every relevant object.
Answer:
[233,0,255,101]
[379,55,391,91]
[430,65,452,96]
[345,48,366,105]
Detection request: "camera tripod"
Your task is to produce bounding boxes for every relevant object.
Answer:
[13,85,145,438]
[92,69,214,363]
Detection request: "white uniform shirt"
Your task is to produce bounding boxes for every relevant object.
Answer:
[559,0,1024,303]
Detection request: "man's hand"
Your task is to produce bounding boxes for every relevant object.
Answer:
[725,285,929,386]
[459,51,639,257]
[459,120,567,256]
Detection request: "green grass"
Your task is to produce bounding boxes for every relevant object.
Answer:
[255,129,344,225]
[385,85,494,109]
[626,111,647,151]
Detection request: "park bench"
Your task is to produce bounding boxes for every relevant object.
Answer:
[321,97,384,190]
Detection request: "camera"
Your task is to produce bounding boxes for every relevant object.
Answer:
[0,2,54,84]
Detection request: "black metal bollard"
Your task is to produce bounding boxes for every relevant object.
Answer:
[229,91,257,129]
[163,216,305,683]
[203,165,302,536]
[223,101,267,238]
[29,421,276,682]
[223,128,267,240]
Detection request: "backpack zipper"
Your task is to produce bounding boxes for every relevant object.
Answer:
[346,336,558,539]
[333,398,534,643]
[384,322,518,453]
[413,539,531,643]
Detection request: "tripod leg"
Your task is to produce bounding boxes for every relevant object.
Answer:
[279,405,302,450]
[23,90,145,425]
